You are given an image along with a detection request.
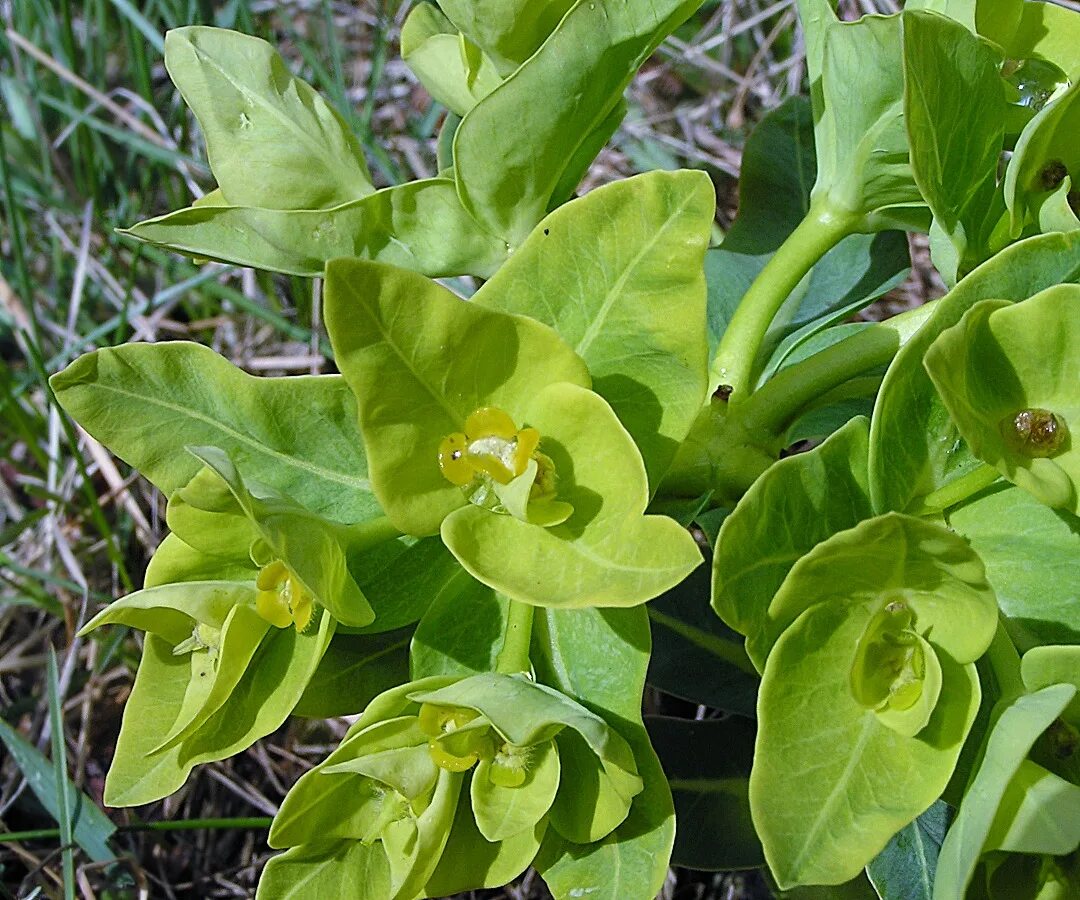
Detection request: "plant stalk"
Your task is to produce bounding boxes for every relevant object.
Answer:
[0,817,274,845]
[737,297,940,441]
[495,601,535,674]
[711,202,859,401]
[909,464,1001,515]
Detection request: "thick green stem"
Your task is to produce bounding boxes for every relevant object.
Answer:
[496,600,535,674]
[712,202,859,400]
[738,298,940,440]
[909,464,1001,515]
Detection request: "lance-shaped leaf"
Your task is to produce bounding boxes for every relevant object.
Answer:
[121,178,510,279]
[441,382,702,608]
[532,605,676,900]
[49,342,378,523]
[751,512,997,670]
[325,258,590,537]
[438,0,575,75]
[750,598,983,889]
[948,485,1080,649]
[163,27,373,209]
[902,10,1005,284]
[712,416,873,654]
[453,0,701,246]
[169,448,375,627]
[1003,79,1080,238]
[924,284,1080,513]
[934,684,1077,898]
[472,170,713,490]
[400,4,502,117]
[869,231,1080,514]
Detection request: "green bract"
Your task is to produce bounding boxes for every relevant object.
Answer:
[324,258,701,608]
[262,673,641,899]
[748,513,997,886]
[924,284,1080,513]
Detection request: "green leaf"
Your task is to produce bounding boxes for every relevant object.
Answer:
[473,170,713,489]
[144,532,254,588]
[646,560,759,717]
[866,800,949,900]
[902,10,1005,283]
[293,627,412,718]
[811,12,925,228]
[935,684,1077,898]
[438,0,575,75]
[410,569,510,678]
[257,840,390,900]
[424,777,545,895]
[178,448,375,627]
[400,4,502,117]
[1022,645,1080,721]
[121,178,510,279]
[349,536,455,634]
[324,258,589,536]
[755,512,997,670]
[104,615,333,806]
[472,740,560,841]
[713,416,873,652]
[0,718,116,863]
[751,599,982,889]
[532,606,675,900]
[705,97,910,371]
[869,231,1080,514]
[1004,79,1080,238]
[49,342,378,522]
[985,759,1080,855]
[269,716,433,848]
[453,0,700,246]
[80,580,254,644]
[645,715,763,871]
[924,285,1080,513]
[152,603,270,753]
[948,486,1080,649]
[441,382,702,608]
[1010,1,1080,77]
[164,27,373,209]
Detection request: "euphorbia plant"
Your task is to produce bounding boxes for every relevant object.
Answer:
[49,0,1080,898]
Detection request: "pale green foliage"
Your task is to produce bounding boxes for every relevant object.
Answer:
[45,0,1080,897]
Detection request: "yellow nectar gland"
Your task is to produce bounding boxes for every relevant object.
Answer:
[438,406,541,488]
[418,702,492,773]
[255,560,314,632]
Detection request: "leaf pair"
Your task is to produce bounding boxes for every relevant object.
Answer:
[261,673,642,900]
[123,0,704,278]
[712,417,998,887]
[324,173,707,609]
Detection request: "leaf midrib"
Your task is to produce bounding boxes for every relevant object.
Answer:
[85,381,371,493]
